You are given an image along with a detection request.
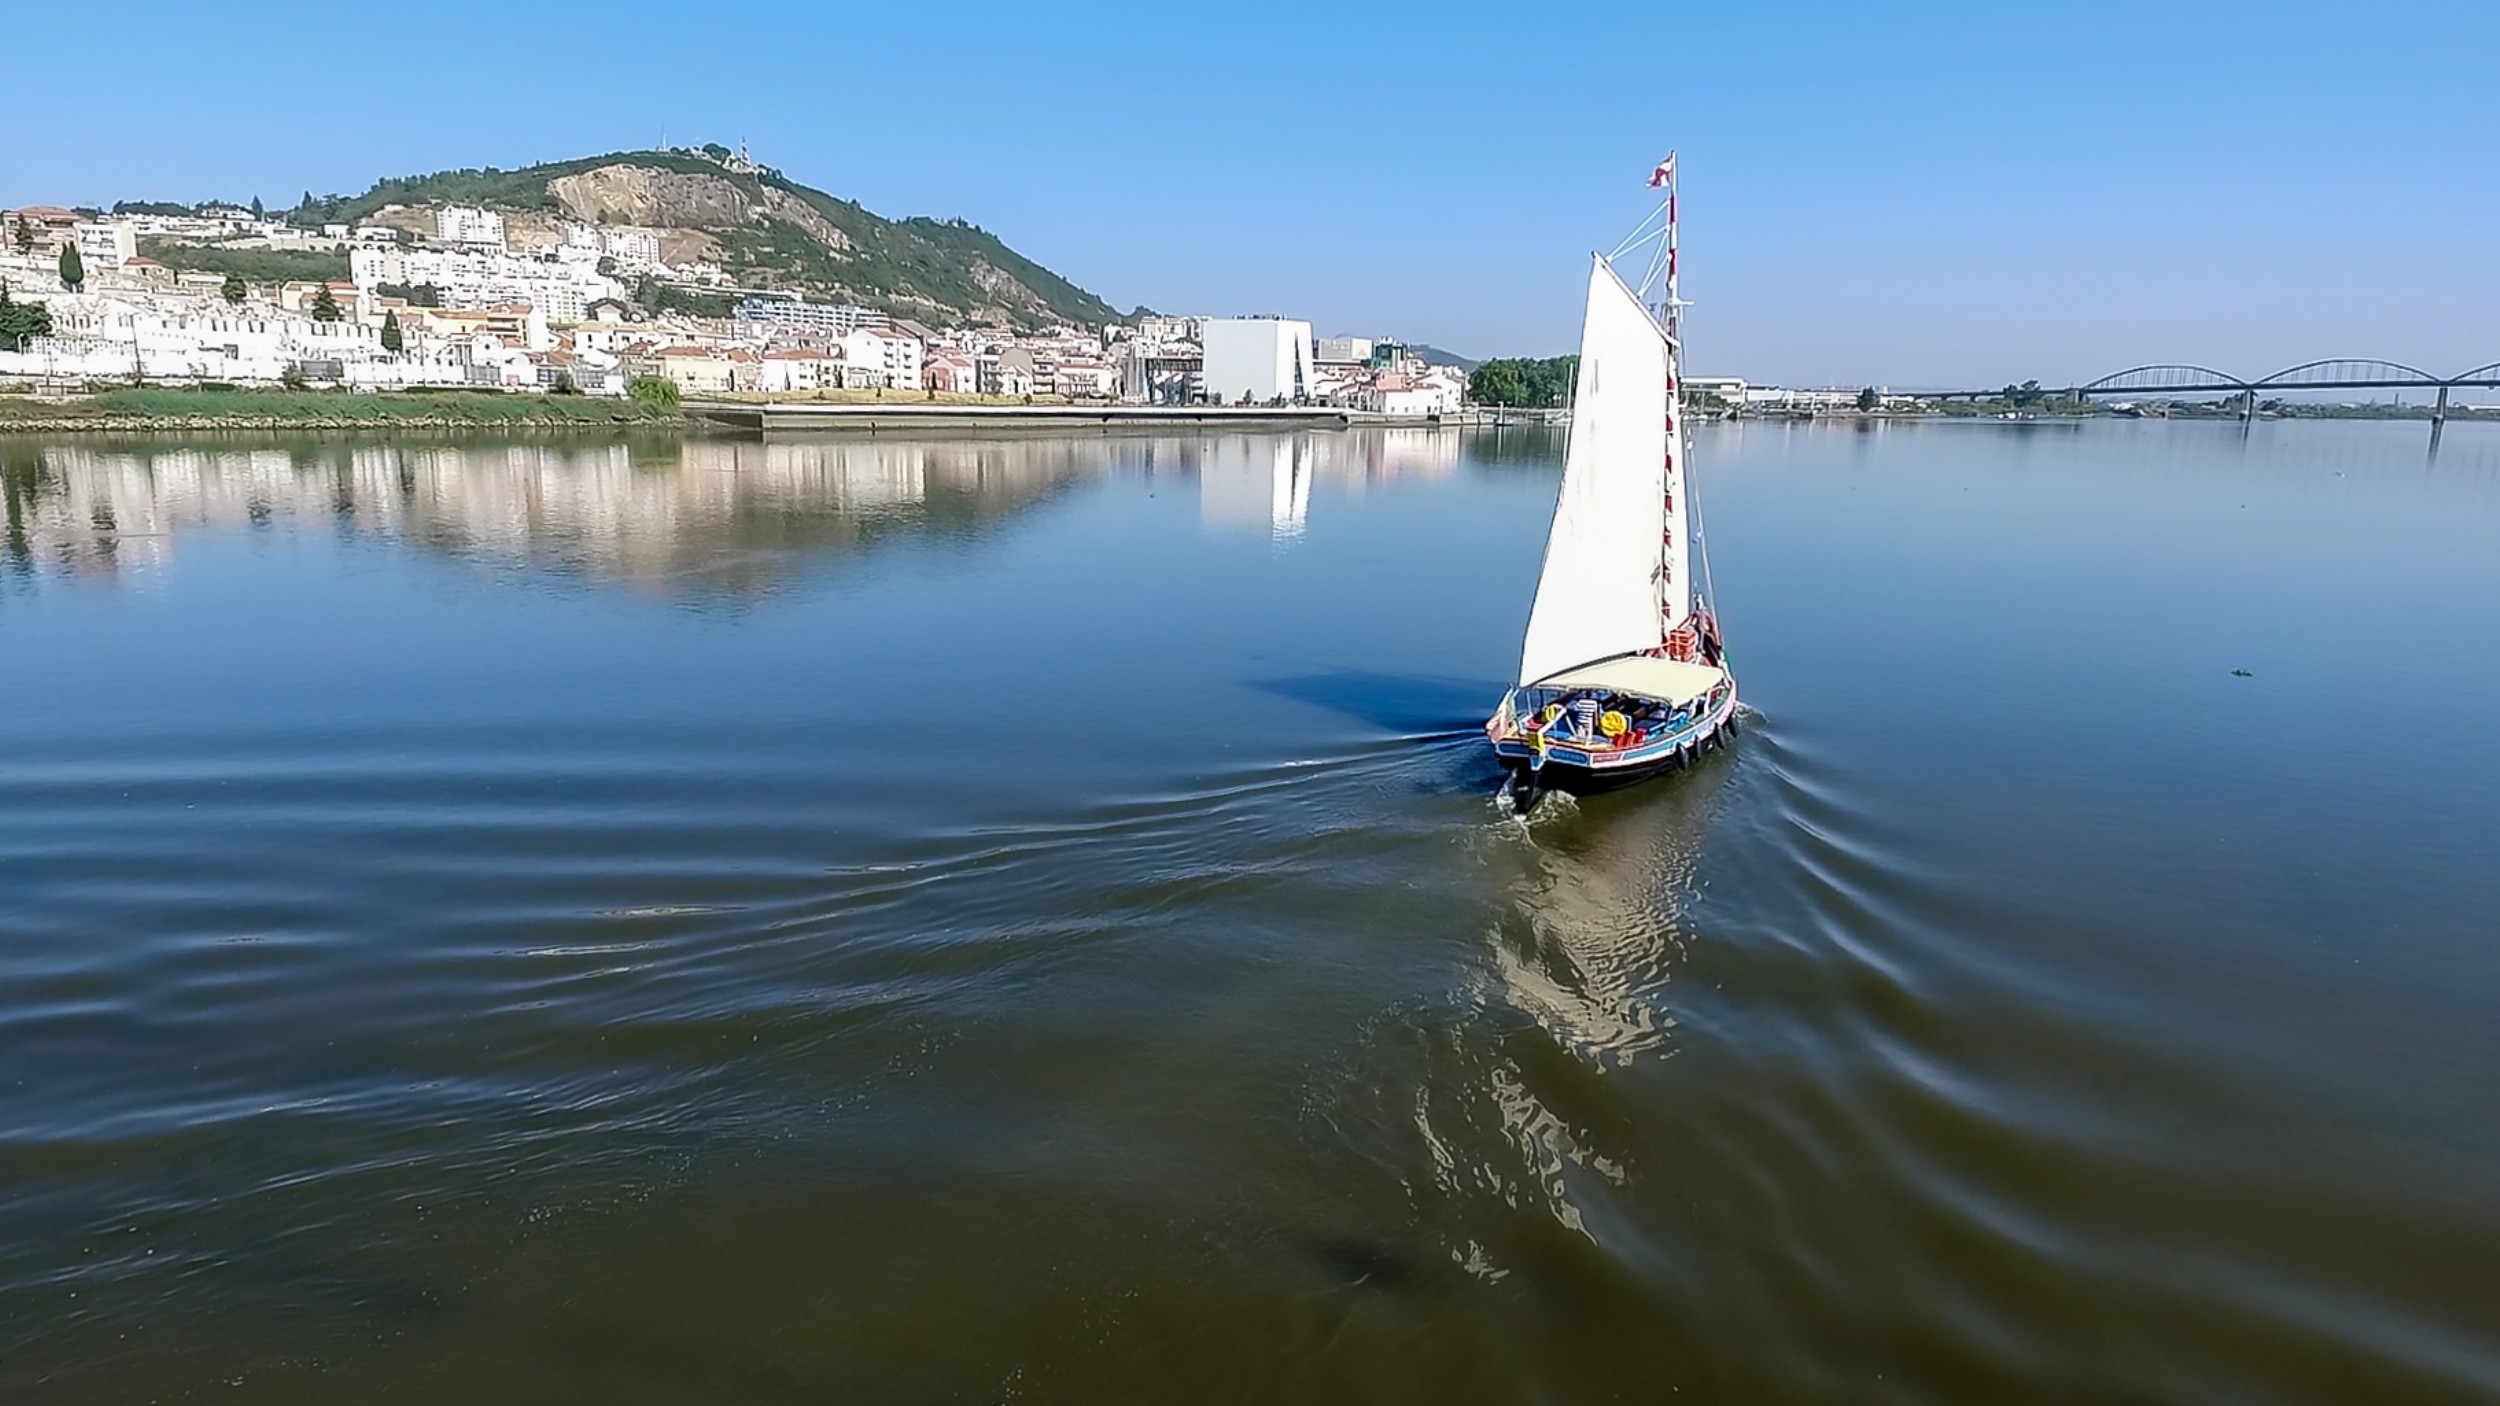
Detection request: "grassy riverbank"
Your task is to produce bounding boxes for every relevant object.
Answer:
[0,387,689,433]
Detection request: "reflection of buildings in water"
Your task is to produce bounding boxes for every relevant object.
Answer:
[1348,427,1464,483]
[1199,437,1310,541]
[6,428,1473,591]
[2,435,1118,596]
[1195,428,1465,541]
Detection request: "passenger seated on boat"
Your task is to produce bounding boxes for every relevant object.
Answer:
[1565,693,1602,741]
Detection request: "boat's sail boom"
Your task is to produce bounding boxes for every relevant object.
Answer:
[1517,255,1690,687]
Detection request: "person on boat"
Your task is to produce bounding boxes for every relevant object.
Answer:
[1565,693,1602,742]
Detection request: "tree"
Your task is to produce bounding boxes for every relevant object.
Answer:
[250,195,265,219]
[0,285,54,351]
[57,242,83,292]
[10,214,32,256]
[280,362,309,391]
[309,284,343,321]
[380,308,403,353]
[1468,355,1580,409]
[626,375,680,412]
[1856,386,1880,412]
[1468,360,1527,407]
[221,272,248,305]
[550,369,579,395]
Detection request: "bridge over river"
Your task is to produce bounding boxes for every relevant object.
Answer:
[1933,358,2500,447]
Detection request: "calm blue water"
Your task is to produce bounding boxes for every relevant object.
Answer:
[1,420,2496,1402]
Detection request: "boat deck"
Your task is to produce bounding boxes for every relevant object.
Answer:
[1487,666,1736,773]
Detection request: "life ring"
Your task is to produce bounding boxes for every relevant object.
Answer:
[1599,710,1628,738]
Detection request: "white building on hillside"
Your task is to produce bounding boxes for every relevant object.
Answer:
[437,206,507,248]
[1202,317,1316,404]
[350,244,623,323]
[599,227,662,270]
[73,220,138,269]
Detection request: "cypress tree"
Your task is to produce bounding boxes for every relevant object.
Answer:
[58,241,84,292]
[381,308,403,353]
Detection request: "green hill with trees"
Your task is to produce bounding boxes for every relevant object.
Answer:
[274,145,1125,330]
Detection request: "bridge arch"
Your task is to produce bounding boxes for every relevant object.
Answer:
[2253,359,2443,389]
[2448,361,2500,386]
[2076,364,2247,394]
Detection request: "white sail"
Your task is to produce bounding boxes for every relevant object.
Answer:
[1517,255,1688,687]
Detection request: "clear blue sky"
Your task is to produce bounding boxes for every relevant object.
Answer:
[8,1,2494,386]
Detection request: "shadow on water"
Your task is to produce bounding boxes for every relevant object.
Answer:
[1250,671,1497,737]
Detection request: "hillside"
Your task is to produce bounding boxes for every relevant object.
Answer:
[290,148,1123,330]
[1407,344,1480,372]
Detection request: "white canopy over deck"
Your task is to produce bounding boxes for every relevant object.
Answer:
[1526,656,1726,707]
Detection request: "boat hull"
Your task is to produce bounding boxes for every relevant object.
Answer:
[1485,681,1739,801]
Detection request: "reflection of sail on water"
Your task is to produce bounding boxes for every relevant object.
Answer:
[1399,813,1712,1257]
[1485,814,1703,1068]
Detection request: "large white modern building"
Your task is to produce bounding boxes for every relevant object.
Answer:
[1201,317,1316,405]
[437,206,507,248]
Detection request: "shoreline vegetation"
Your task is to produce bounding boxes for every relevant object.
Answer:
[0,386,690,433]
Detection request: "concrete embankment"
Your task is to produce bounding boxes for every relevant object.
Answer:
[686,401,1371,433]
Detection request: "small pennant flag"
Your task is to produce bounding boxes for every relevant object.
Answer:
[1647,152,1677,189]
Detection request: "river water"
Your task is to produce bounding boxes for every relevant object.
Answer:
[2,420,2495,1403]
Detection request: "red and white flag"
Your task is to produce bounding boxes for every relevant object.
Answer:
[1647,152,1677,189]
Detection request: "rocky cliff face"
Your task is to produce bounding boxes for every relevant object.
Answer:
[548,165,851,252]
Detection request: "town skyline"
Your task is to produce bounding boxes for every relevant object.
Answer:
[6,2,2497,385]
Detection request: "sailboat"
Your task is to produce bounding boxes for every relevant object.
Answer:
[1486,155,1736,812]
